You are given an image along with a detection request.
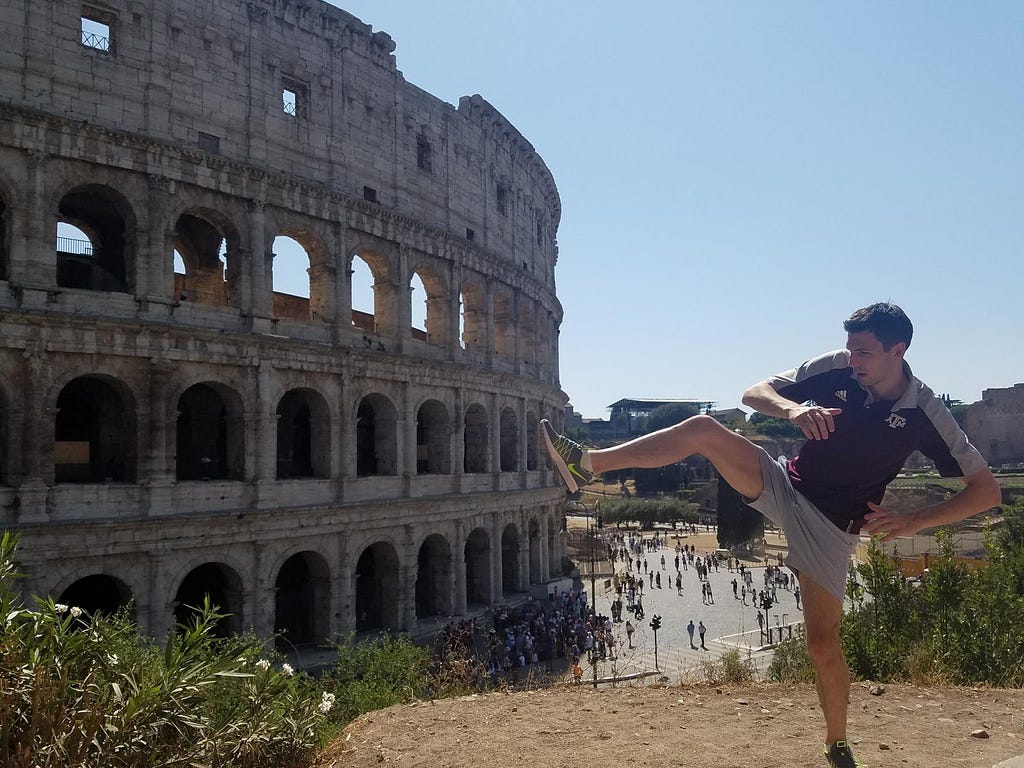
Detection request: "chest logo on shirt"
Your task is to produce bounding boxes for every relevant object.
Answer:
[885,413,907,429]
[834,390,847,402]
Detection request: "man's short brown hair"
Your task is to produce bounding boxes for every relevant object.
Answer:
[843,302,913,350]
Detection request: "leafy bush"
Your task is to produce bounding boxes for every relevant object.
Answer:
[767,631,815,684]
[699,648,757,685]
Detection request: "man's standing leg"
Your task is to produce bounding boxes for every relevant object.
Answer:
[799,573,853,750]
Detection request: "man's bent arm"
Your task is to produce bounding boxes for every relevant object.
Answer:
[861,468,1002,541]
[743,380,842,441]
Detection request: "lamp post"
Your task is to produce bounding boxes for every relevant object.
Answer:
[567,500,599,688]
[650,614,662,671]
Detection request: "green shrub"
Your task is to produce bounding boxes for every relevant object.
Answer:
[767,632,815,684]
[699,648,757,685]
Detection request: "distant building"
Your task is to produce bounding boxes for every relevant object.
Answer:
[567,397,717,444]
[965,384,1024,466]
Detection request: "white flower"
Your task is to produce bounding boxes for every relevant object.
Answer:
[69,606,83,618]
[255,659,270,671]
[318,692,335,713]
[281,663,294,676]
[54,603,69,613]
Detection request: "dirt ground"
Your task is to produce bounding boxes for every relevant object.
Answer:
[317,521,1024,768]
[316,681,1024,768]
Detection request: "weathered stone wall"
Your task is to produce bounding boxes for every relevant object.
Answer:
[965,384,1024,466]
[0,0,570,644]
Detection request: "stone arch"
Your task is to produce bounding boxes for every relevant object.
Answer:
[171,207,244,308]
[356,392,398,476]
[415,399,450,474]
[493,289,514,360]
[501,523,521,595]
[276,388,331,479]
[54,375,137,483]
[415,533,452,618]
[56,184,137,293]
[273,550,330,648]
[408,262,447,347]
[459,279,485,353]
[173,562,244,637]
[464,527,491,608]
[349,245,395,336]
[525,411,538,471]
[175,382,246,481]
[271,227,331,322]
[58,573,134,621]
[354,541,400,631]
[499,406,518,472]
[463,403,489,474]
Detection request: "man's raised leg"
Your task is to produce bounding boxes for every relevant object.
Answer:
[541,415,765,501]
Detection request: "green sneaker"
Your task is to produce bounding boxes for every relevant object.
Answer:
[540,419,595,493]
[825,740,866,768]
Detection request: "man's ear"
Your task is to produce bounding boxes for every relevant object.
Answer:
[890,341,907,359]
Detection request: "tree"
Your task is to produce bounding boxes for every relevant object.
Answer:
[748,412,803,439]
[646,403,700,433]
[716,475,764,549]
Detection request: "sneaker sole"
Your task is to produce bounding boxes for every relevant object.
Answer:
[541,422,580,494]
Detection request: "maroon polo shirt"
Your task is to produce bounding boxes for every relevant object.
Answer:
[766,350,988,533]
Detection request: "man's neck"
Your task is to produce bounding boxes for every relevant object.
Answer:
[868,372,910,402]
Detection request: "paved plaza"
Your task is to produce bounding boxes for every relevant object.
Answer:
[580,530,805,684]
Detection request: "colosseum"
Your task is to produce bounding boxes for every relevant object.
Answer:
[0,0,569,646]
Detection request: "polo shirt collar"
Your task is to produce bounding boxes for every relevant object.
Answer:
[850,359,918,408]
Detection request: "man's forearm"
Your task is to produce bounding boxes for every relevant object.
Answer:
[742,380,801,419]
[907,472,1003,532]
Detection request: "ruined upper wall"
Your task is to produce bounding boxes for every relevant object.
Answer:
[0,0,560,277]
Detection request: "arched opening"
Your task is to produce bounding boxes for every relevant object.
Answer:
[56,185,134,293]
[175,383,244,481]
[499,407,518,472]
[409,272,427,341]
[409,266,447,347]
[54,376,136,483]
[272,235,310,319]
[173,563,243,637]
[493,291,514,360]
[171,212,237,308]
[356,394,397,476]
[459,283,485,353]
[501,524,521,595]
[354,542,400,631]
[464,528,491,608]
[416,399,450,474]
[276,389,330,479]
[58,574,133,620]
[415,534,452,619]
[274,551,330,649]
[463,404,488,474]
[349,253,376,333]
[525,413,538,471]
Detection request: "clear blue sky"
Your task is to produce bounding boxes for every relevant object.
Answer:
[327,2,1024,417]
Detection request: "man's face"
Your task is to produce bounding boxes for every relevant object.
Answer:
[846,330,905,391]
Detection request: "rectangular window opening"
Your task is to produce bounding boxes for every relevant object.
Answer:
[281,76,308,118]
[496,184,508,216]
[81,5,113,52]
[363,186,378,203]
[416,135,432,173]
[465,228,475,242]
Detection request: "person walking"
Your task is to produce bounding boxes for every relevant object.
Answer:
[686,619,696,649]
[698,620,707,650]
[542,303,999,768]
[625,620,635,648]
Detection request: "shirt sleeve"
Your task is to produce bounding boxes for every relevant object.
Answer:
[765,349,850,404]
[917,392,989,478]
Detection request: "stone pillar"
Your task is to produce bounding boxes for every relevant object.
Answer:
[452,520,466,615]
[333,228,353,344]
[254,362,276,502]
[18,150,53,289]
[491,519,503,604]
[251,542,274,638]
[490,392,501,487]
[247,199,273,330]
[145,360,174,484]
[402,380,415,493]
[452,388,465,481]
[539,515,550,583]
[400,564,417,632]
[333,535,354,635]
[483,283,495,364]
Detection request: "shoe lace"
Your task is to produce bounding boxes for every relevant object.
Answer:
[551,434,582,460]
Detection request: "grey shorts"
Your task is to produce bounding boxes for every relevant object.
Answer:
[744,447,859,602]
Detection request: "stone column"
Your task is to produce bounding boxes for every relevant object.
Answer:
[489,392,501,487]
[145,360,174,485]
[402,380,415,493]
[247,199,273,331]
[333,535,354,635]
[452,520,467,615]
[254,362,276,504]
[491,519,503,604]
[399,564,417,632]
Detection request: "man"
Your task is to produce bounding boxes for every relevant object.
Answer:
[698,620,707,650]
[541,303,1000,768]
[686,619,696,649]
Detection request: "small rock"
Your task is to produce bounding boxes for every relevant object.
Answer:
[970,729,990,739]
[879,743,891,750]
[869,685,886,696]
